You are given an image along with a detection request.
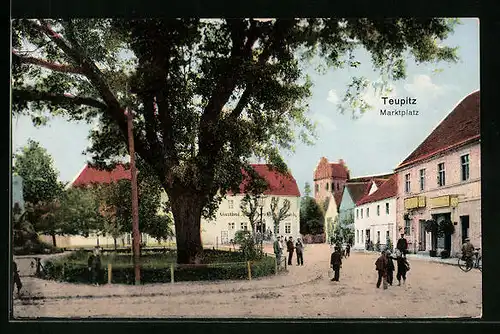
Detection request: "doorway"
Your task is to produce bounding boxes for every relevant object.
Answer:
[460,215,470,244]
[419,219,426,251]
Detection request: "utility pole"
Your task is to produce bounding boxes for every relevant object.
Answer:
[126,107,141,285]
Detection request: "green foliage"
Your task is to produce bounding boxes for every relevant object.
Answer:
[233,230,259,260]
[300,197,324,235]
[303,182,311,197]
[43,249,274,283]
[337,211,355,244]
[386,236,393,252]
[93,161,174,241]
[13,139,64,205]
[270,197,291,235]
[12,18,459,263]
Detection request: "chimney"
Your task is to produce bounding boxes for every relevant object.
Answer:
[339,159,345,165]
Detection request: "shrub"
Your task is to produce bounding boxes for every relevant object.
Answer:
[234,230,259,260]
[41,249,275,284]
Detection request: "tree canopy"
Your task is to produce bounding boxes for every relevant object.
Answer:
[12,18,459,263]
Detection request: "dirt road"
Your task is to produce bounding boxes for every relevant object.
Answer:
[13,244,481,318]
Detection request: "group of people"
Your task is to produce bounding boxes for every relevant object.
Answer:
[374,249,410,289]
[273,236,304,266]
[328,234,410,288]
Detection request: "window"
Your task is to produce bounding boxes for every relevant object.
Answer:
[385,202,389,214]
[356,230,359,243]
[377,205,380,216]
[361,208,363,219]
[331,183,334,192]
[419,169,425,191]
[337,183,340,191]
[326,183,329,190]
[386,230,390,241]
[356,209,359,219]
[461,154,470,181]
[361,232,364,243]
[315,184,319,193]
[404,220,411,236]
[438,163,446,186]
[240,222,247,230]
[377,231,380,243]
[228,200,234,209]
[366,208,370,218]
[228,222,235,230]
[405,173,411,193]
[285,222,291,234]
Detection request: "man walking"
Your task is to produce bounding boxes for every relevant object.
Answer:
[12,260,23,296]
[396,253,410,286]
[386,251,395,286]
[345,243,351,258]
[461,237,475,269]
[273,236,282,266]
[375,250,388,289]
[295,238,304,266]
[396,233,408,258]
[286,236,295,265]
[330,246,342,281]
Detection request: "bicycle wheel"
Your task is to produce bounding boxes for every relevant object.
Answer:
[477,256,482,272]
[458,257,472,272]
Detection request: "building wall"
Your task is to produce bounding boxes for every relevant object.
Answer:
[324,193,338,243]
[395,142,481,256]
[314,178,347,205]
[354,198,397,251]
[338,189,355,222]
[201,194,301,245]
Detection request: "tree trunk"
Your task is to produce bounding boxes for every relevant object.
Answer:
[114,238,117,250]
[170,191,204,264]
[51,233,57,247]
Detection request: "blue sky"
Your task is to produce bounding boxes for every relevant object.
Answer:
[12,18,479,193]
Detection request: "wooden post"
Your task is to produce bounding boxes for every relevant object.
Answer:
[170,263,175,283]
[274,257,278,276]
[247,261,252,280]
[108,263,112,284]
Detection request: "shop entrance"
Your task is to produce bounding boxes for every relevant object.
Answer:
[460,215,470,244]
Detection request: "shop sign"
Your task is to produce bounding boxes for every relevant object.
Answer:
[404,197,419,209]
[429,195,450,208]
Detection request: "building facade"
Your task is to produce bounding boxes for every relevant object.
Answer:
[323,193,338,243]
[313,157,350,210]
[353,175,397,251]
[395,91,480,257]
[50,163,300,248]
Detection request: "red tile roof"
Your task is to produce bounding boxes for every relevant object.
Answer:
[344,182,371,203]
[314,157,350,180]
[237,164,301,197]
[72,164,131,187]
[72,163,300,197]
[356,174,397,206]
[396,91,480,169]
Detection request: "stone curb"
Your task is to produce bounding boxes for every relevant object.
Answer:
[16,271,323,302]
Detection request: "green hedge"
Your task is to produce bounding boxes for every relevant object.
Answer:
[42,250,275,284]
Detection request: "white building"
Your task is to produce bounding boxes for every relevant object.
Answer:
[353,175,397,251]
[201,164,301,245]
[45,163,300,248]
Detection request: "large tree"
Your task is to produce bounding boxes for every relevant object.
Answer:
[92,160,174,246]
[12,18,458,263]
[13,140,66,245]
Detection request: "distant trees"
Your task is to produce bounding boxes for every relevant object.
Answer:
[300,197,324,235]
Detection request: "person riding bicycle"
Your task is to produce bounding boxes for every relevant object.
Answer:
[461,238,475,269]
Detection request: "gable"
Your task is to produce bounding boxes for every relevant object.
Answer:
[339,187,355,212]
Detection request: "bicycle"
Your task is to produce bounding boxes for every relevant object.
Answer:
[457,248,482,272]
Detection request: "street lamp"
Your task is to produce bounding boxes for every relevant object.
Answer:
[257,197,265,255]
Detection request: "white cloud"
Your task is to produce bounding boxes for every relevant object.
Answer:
[326,89,340,104]
[403,74,455,101]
